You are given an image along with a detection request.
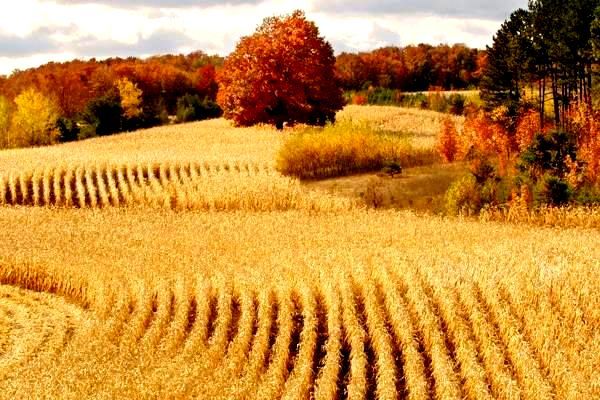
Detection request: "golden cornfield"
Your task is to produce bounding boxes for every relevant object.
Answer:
[0,107,598,399]
[0,160,355,212]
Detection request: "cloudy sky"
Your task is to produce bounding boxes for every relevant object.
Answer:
[0,0,526,75]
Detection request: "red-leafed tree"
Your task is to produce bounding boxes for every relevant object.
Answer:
[194,64,218,99]
[336,53,370,90]
[217,10,345,129]
[438,116,459,163]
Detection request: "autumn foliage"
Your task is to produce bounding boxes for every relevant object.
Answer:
[336,44,486,91]
[0,97,10,148]
[217,10,345,129]
[0,11,491,149]
[116,78,143,119]
[567,104,600,185]
[0,52,224,148]
[351,93,368,105]
[438,117,459,162]
[10,88,60,147]
[514,109,556,152]
[460,109,516,174]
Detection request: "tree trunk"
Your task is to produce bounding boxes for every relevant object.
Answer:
[552,71,560,127]
[587,65,593,107]
[542,76,546,125]
[579,70,584,104]
[539,78,544,126]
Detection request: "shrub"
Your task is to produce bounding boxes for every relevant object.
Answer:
[367,88,397,105]
[568,103,600,185]
[469,156,497,184]
[176,94,223,123]
[445,175,483,215]
[518,131,578,181]
[445,165,503,216]
[142,99,170,128]
[515,109,550,151]
[574,185,600,205]
[277,122,438,179]
[351,93,368,105]
[533,175,573,206]
[81,94,123,138]
[56,117,80,143]
[448,94,466,115]
[381,160,402,177]
[535,175,572,206]
[401,93,428,109]
[428,91,449,113]
[438,117,459,162]
[462,110,515,174]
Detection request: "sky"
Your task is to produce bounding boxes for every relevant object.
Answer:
[0,0,527,76]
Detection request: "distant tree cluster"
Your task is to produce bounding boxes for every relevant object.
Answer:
[336,44,487,92]
[0,10,490,147]
[0,52,223,148]
[481,0,599,126]
[438,0,600,216]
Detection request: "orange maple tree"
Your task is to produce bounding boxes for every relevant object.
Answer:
[462,109,516,175]
[194,65,218,100]
[515,109,551,151]
[438,116,459,162]
[217,10,345,129]
[568,103,600,185]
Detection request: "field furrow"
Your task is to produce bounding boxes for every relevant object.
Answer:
[0,262,597,399]
[474,282,554,400]
[0,160,355,212]
[377,268,431,400]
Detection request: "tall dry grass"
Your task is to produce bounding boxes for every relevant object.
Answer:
[480,204,600,229]
[275,106,465,180]
[337,105,465,148]
[277,121,439,179]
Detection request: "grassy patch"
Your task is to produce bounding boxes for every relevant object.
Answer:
[277,121,439,180]
[304,162,468,212]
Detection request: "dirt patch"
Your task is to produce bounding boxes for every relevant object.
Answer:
[303,162,468,212]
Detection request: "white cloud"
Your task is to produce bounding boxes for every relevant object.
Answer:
[0,53,78,74]
[0,0,509,75]
[315,0,527,20]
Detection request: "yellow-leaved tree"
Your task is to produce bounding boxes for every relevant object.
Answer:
[11,88,60,147]
[116,78,143,119]
[0,96,11,148]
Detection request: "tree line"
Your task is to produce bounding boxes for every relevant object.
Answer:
[442,0,600,212]
[481,0,599,127]
[0,33,486,148]
[0,52,223,147]
[336,44,486,92]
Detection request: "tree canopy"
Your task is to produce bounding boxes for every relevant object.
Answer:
[217,10,345,129]
[11,88,60,147]
[481,0,600,125]
[336,44,485,92]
